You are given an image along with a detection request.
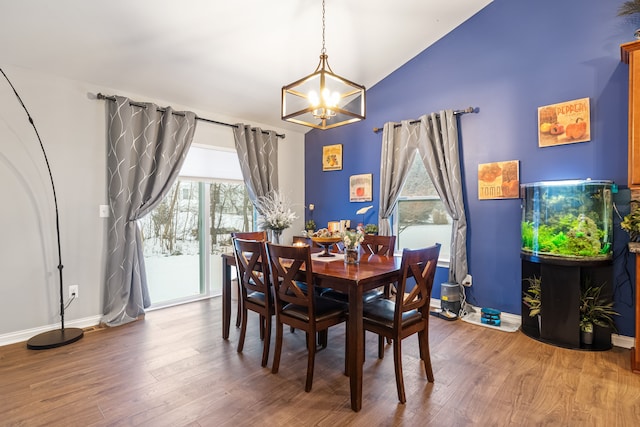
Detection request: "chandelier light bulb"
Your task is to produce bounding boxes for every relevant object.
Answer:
[309,90,320,106]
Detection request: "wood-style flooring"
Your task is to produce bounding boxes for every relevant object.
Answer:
[1,297,640,426]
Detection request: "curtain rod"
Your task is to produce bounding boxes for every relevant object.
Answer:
[96,93,286,139]
[372,107,477,133]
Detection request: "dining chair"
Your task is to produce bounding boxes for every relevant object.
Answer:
[360,234,397,257]
[231,231,268,328]
[232,230,268,241]
[266,242,348,392]
[362,243,440,404]
[320,234,397,304]
[232,238,274,367]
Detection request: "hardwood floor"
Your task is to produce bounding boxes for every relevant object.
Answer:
[1,297,639,426]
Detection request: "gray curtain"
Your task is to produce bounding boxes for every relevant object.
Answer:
[103,96,197,326]
[233,124,278,214]
[416,110,467,284]
[379,110,468,284]
[378,120,419,236]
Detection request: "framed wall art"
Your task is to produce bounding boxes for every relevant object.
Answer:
[322,144,342,171]
[538,97,590,147]
[478,160,519,200]
[350,173,372,202]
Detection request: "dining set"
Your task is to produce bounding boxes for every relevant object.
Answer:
[222,231,440,412]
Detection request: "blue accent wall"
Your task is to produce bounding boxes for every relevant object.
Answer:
[304,0,638,336]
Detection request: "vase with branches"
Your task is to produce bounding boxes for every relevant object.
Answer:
[257,191,297,244]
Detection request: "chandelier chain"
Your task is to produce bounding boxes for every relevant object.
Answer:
[321,0,326,55]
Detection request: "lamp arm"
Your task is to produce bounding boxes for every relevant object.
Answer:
[0,68,66,328]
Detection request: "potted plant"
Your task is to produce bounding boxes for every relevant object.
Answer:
[523,276,541,330]
[579,281,618,345]
[619,1,640,17]
[621,202,640,242]
[364,223,378,235]
[305,219,316,233]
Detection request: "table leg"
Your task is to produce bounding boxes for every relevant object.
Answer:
[348,284,364,412]
[222,256,232,340]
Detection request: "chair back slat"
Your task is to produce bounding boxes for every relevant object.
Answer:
[233,238,270,298]
[267,243,315,312]
[361,235,396,256]
[232,231,268,241]
[395,244,441,318]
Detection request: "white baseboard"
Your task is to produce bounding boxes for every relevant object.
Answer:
[430,299,635,349]
[612,334,635,349]
[0,315,102,347]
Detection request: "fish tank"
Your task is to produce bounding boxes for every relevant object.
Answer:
[521,179,613,261]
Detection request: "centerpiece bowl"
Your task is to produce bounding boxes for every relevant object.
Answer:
[310,236,342,257]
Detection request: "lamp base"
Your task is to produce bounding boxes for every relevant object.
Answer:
[26,327,84,350]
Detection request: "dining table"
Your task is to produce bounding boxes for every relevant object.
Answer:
[221,250,402,412]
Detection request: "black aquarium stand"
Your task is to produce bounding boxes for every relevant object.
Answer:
[521,253,613,351]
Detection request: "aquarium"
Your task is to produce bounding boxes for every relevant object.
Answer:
[521,179,613,260]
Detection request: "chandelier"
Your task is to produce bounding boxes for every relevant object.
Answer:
[281,0,366,130]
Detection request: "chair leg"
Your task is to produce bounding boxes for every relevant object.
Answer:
[378,334,385,359]
[271,321,283,374]
[261,314,272,368]
[393,338,406,404]
[305,329,317,392]
[235,281,242,328]
[237,307,248,353]
[259,315,265,340]
[384,284,393,345]
[418,329,434,382]
[318,330,328,348]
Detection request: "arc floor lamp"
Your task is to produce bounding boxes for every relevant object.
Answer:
[1,68,84,350]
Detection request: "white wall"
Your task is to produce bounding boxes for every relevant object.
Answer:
[0,65,305,345]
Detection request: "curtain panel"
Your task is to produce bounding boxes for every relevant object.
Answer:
[379,110,468,285]
[233,124,278,213]
[102,96,197,326]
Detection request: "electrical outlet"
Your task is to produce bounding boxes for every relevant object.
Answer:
[69,285,79,299]
[99,204,110,218]
[462,274,472,287]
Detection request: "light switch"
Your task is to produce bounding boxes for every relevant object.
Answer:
[99,205,110,218]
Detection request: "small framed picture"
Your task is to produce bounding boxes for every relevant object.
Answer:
[538,97,590,147]
[322,144,342,171]
[478,160,519,200]
[350,173,372,202]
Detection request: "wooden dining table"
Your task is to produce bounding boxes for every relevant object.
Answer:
[221,250,402,412]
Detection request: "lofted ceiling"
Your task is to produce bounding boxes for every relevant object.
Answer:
[0,0,492,133]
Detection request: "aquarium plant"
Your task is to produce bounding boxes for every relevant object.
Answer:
[520,180,613,259]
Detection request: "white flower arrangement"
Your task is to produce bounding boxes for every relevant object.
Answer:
[343,227,364,249]
[257,191,297,232]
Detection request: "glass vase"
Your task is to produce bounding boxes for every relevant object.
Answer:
[270,229,282,244]
[344,247,360,265]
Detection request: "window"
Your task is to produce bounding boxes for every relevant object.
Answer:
[393,154,452,263]
[140,145,254,307]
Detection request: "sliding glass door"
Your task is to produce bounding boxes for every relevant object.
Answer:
[139,144,253,307]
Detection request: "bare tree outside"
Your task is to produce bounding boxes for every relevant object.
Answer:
[141,180,254,258]
[396,156,452,257]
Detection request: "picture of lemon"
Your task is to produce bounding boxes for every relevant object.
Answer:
[540,122,551,133]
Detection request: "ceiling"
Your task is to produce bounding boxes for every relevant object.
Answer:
[0,0,492,133]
